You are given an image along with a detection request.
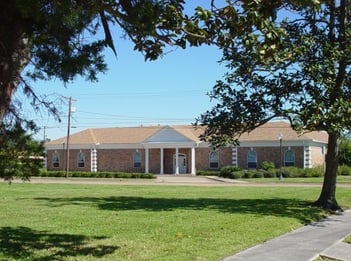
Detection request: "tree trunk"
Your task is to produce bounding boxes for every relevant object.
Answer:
[0,83,17,122]
[0,3,30,123]
[313,132,342,212]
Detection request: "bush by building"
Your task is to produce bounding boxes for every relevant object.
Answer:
[337,165,351,176]
[36,171,156,179]
[261,161,276,171]
[196,170,220,176]
[219,166,242,178]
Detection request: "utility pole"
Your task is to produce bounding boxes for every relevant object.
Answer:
[65,96,76,178]
[43,126,46,142]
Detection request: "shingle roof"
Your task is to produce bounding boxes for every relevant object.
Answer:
[46,122,328,146]
[239,121,328,143]
[47,126,163,145]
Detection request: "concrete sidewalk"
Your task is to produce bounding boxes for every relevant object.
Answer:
[221,210,351,261]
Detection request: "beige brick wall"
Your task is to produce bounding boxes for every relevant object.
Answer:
[98,149,143,172]
[149,149,161,173]
[195,147,232,171]
[237,146,304,169]
[46,149,91,171]
[46,145,324,173]
[310,146,326,167]
[46,150,66,171]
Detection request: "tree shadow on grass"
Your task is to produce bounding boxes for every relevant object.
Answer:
[34,196,324,224]
[0,226,118,260]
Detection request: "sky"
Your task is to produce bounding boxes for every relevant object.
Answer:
[17,1,300,142]
[22,31,226,141]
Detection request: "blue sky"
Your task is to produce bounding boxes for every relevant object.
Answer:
[25,34,226,141]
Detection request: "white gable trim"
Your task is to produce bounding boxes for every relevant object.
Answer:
[145,126,193,143]
[143,141,197,149]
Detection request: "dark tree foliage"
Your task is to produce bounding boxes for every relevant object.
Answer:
[0,0,188,180]
[0,124,45,181]
[0,0,186,127]
[189,1,351,211]
[339,137,351,166]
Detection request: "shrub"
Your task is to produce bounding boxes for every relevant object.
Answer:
[43,171,66,177]
[231,171,244,179]
[116,172,131,178]
[261,169,276,178]
[131,173,142,178]
[70,171,81,177]
[261,161,276,171]
[38,171,156,179]
[105,172,115,178]
[243,170,254,179]
[281,167,301,178]
[88,172,99,178]
[252,170,264,178]
[219,166,242,178]
[338,165,351,176]
[196,170,220,176]
[302,166,324,177]
[140,173,155,179]
[243,170,264,179]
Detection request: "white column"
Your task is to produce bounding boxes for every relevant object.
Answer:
[145,148,149,173]
[160,148,164,174]
[191,147,196,175]
[304,146,311,169]
[232,146,238,167]
[91,148,97,172]
[175,147,179,175]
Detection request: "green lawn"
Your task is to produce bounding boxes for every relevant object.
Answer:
[0,183,350,261]
[345,234,351,243]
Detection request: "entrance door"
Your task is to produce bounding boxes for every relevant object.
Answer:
[173,153,187,174]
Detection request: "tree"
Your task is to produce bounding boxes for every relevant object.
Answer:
[339,137,351,166]
[0,124,45,181]
[0,0,186,127]
[1,1,192,181]
[192,1,351,211]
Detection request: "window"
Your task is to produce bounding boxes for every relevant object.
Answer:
[52,151,60,168]
[284,149,295,167]
[77,151,85,168]
[247,150,257,169]
[209,151,219,169]
[133,151,141,168]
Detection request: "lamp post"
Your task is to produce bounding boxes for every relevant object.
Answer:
[62,141,65,171]
[279,133,283,180]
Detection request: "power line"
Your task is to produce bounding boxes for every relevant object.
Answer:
[77,110,195,121]
[73,89,206,97]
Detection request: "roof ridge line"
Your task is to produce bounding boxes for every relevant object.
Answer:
[88,128,98,144]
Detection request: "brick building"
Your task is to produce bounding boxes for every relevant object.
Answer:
[45,121,328,174]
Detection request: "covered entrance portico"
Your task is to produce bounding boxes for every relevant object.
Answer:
[142,126,199,175]
[143,145,196,175]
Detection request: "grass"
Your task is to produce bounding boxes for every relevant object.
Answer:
[0,183,351,260]
[314,257,340,261]
[344,234,351,243]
